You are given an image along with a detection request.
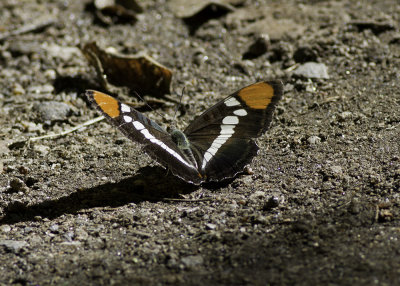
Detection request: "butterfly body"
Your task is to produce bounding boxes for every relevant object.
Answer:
[86,81,283,185]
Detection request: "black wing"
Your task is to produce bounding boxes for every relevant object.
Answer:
[184,81,283,182]
[86,90,203,184]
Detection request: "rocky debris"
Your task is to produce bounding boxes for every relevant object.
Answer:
[348,20,395,35]
[181,255,204,268]
[293,46,319,63]
[8,178,28,193]
[242,34,270,59]
[0,240,28,253]
[293,62,329,79]
[33,101,73,125]
[0,225,11,233]
[307,135,321,145]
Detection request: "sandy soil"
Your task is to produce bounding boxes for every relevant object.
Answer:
[0,0,399,285]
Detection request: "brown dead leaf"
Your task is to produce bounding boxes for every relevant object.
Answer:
[81,42,172,97]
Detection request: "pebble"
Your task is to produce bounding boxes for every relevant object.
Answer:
[44,69,57,80]
[181,255,204,268]
[293,46,318,63]
[249,191,265,201]
[0,225,11,233]
[263,196,280,211]
[49,224,59,233]
[307,135,321,145]
[293,62,329,79]
[33,145,50,156]
[12,83,25,95]
[338,111,353,122]
[330,165,343,177]
[28,84,54,94]
[243,34,270,59]
[205,223,217,230]
[33,101,72,124]
[44,44,81,62]
[9,177,27,193]
[0,240,27,253]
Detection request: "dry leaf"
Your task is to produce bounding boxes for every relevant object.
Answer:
[81,42,172,97]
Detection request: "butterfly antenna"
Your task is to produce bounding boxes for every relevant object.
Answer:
[132,90,165,120]
[171,87,185,129]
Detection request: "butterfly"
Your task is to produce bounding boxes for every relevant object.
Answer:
[86,81,283,185]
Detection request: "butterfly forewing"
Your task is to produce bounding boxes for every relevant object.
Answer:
[184,81,283,182]
[86,90,203,184]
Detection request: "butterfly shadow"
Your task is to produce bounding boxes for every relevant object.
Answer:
[0,166,198,225]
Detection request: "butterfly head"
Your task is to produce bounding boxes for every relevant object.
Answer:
[170,129,190,150]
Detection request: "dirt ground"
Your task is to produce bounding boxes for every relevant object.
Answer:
[0,0,399,285]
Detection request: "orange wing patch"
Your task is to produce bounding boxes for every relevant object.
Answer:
[89,90,120,118]
[237,82,275,109]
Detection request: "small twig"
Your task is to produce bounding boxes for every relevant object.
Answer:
[0,18,55,42]
[284,63,300,72]
[375,204,379,223]
[29,116,104,142]
[162,198,212,202]
[132,231,152,238]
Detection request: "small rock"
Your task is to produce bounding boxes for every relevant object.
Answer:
[9,41,41,56]
[9,178,28,193]
[44,69,57,80]
[379,209,393,222]
[249,191,265,201]
[293,46,318,63]
[33,145,50,156]
[24,227,33,234]
[166,253,180,269]
[205,223,217,230]
[21,121,44,133]
[75,228,89,241]
[263,196,279,211]
[28,84,54,95]
[330,165,343,177]
[348,198,361,214]
[307,135,321,145]
[192,49,208,66]
[181,255,204,268]
[349,20,395,35]
[293,62,329,79]
[252,214,268,225]
[44,44,81,62]
[49,224,59,233]
[12,83,25,95]
[389,34,400,45]
[243,34,270,59]
[338,111,353,122]
[0,240,28,253]
[33,101,72,125]
[0,225,11,233]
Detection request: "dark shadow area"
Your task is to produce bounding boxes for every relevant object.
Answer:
[183,4,232,35]
[53,75,98,94]
[0,166,198,225]
[202,177,236,190]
